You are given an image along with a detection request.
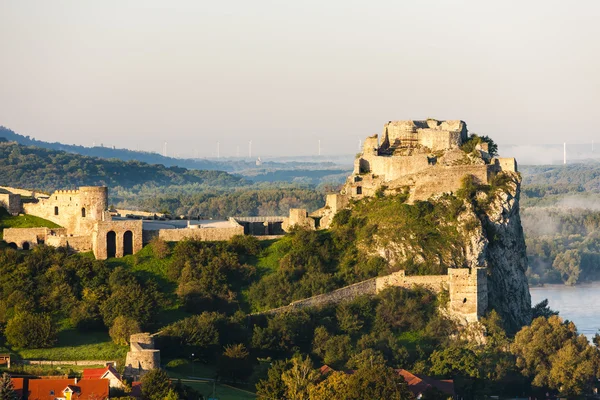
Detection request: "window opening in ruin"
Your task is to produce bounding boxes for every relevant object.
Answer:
[54,206,59,215]
[107,231,117,258]
[356,186,362,195]
[123,230,133,256]
[82,207,86,218]
[463,298,467,303]
[22,242,30,250]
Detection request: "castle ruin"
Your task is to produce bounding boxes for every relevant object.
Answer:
[310,119,517,228]
[124,333,161,380]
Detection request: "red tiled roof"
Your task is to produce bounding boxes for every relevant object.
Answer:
[28,379,75,400]
[131,381,142,398]
[11,378,24,398]
[319,365,335,375]
[82,366,120,381]
[72,379,109,399]
[396,369,455,396]
[28,378,109,400]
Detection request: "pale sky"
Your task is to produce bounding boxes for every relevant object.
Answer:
[1,0,599,158]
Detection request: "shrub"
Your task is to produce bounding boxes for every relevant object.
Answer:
[5,312,56,348]
[109,315,141,346]
[150,237,169,259]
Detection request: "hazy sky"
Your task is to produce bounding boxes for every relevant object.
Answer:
[1,0,599,158]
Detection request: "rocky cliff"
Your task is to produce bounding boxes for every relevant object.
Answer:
[477,172,532,331]
[347,171,531,332]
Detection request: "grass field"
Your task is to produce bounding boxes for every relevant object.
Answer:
[0,207,60,240]
[16,330,128,361]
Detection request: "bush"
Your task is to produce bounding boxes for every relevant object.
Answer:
[150,237,170,259]
[109,315,141,346]
[5,312,56,348]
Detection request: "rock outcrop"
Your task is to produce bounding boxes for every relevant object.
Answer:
[356,172,531,332]
[477,172,532,331]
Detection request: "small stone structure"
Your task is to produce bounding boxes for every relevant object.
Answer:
[232,216,286,236]
[92,220,143,260]
[262,267,487,324]
[124,333,160,380]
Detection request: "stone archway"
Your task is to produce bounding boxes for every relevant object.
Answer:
[123,231,133,256]
[22,242,30,250]
[106,231,117,258]
[7,242,17,249]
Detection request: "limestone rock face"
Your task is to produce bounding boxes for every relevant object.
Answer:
[364,172,531,332]
[477,172,532,331]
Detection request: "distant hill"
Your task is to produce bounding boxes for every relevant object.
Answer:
[0,140,248,192]
[0,125,233,171]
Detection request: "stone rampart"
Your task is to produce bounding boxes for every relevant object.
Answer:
[157,224,244,242]
[260,268,486,323]
[0,186,42,197]
[45,235,92,252]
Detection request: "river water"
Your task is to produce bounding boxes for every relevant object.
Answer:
[529,282,600,340]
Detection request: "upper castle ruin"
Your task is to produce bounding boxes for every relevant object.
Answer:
[312,119,517,228]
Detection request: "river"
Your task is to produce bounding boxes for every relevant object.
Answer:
[529,282,600,341]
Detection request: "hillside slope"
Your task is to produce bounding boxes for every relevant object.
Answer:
[332,172,532,331]
[0,140,247,192]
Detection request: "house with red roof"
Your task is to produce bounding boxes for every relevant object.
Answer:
[396,369,455,399]
[82,366,124,389]
[28,378,109,400]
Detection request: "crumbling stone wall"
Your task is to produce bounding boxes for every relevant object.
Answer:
[262,268,487,323]
[282,208,316,232]
[3,227,67,249]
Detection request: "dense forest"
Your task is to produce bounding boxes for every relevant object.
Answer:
[521,163,600,285]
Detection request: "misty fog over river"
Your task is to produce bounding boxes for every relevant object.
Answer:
[530,282,600,341]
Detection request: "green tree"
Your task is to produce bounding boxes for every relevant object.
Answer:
[552,249,581,285]
[429,345,480,379]
[141,369,171,400]
[281,356,319,400]
[512,315,600,395]
[109,315,141,346]
[217,343,252,382]
[0,373,18,400]
[5,312,56,348]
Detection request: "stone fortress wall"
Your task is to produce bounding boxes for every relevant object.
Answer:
[261,267,487,324]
